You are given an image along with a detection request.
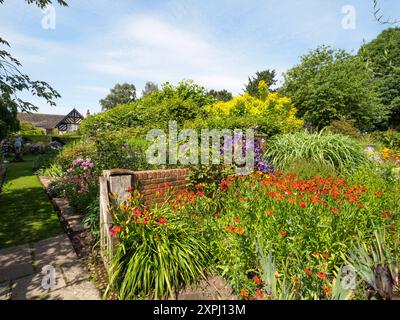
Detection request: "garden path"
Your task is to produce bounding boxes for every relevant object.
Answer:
[0,234,100,300]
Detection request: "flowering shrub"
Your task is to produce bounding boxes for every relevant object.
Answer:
[135,166,399,300]
[381,147,400,164]
[63,157,98,212]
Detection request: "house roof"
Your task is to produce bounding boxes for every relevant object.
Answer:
[17,112,66,130]
[17,108,85,130]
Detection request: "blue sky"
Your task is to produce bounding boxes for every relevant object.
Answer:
[0,0,399,116]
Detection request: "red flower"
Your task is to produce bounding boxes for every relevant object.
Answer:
[197,191,204,197]
[234,218,241,223]
[220,180,230,191]
[317,272,328,279]
[359,203,365,208]
[241,288,249,298]
[299,201,307,209]
[142,217,149,225]
[331,207,339,215]
[239,197,246,202]
[375,191,383,197]
[133,209,142,217]
[265,210,273,216]
[126,186,133,192]
[156,189,164,195]
[279,229,287,237]
[226,225,234,232]
[255,289,264,299]
[109,225,122,236]
[304,268,313,276]
[252,275,262,285]
[195,183,203,189]
[157,217,168,225]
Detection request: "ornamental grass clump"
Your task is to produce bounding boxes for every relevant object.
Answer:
[107,189,210,300]
[265,131,370,173]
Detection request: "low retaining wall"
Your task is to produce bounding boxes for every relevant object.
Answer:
[99,168,189,270]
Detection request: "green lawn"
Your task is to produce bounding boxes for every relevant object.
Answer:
[0,155,63,249]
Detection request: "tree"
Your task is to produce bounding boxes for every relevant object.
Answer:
[100,83,137,111]
[245,70,277,97]
[207,89,233,102]
[359,28,400,129]
[142,81,158,97]
[0,0,67,137]
[282,46,387,131]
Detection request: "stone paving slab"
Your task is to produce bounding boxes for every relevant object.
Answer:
[61,260,90,285]
[11,269,67,300]
[0,244,34,282]
[0,281,11,300]
[67,219,86,233]
[34,235,77,269]
[47,280,101,300]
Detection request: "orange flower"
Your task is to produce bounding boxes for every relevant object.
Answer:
[255,289,264,299]
[293,277,300,285]
[234,227,245,234]
[312,252,319,257]
[381,211,391,218]
[279,229,287,237]
[226,225,234,232]
[265,210,273,216]
[375,191,383,197]
[304,268,313,276]
[331,207,339,215]
[321,253,330,260]
[239,197,246,202]
[234,218,241,223]
[359,203,365,208]
[252,275,262,285]
[317,272,328,279]
[241,288,249,298]
[325,286,331,296]
[299,201,307,209]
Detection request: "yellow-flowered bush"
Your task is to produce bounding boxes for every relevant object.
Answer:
[201,81,304,136]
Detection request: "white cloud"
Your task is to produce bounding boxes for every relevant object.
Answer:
[83,15,255,94]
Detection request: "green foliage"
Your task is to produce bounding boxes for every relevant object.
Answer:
[325,118,362,140]
[35,162,63,178]
[55,140,97,170]
[245,70,277,97]
[83,197,100,239]
[265,132,370,172]
[100,83,136,111]
[93,130,153,171]
[187,165,236,197]
[141,81,158,97]
[18,121,45,136]
[32,150,58,172]
[81,80,214,136]
[207,89,233,102]
[282,159,338,180]
[359,28,400,129]
[282,46,387,131]
[371,129,400,149]
[107,191,209,299]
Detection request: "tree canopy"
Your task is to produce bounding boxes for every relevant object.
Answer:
[359,28,400,129]
[282,46,387,131]
[100,83,137,111]
[245,70,277,97]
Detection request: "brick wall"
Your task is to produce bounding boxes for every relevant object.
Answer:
[132,168,190,205]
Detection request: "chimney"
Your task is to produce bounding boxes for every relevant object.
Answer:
[86,109,91,118]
